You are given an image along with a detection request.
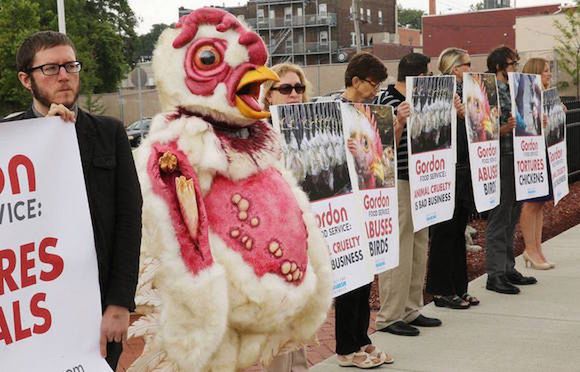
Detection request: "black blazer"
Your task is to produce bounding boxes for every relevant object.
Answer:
[2,108,142,311]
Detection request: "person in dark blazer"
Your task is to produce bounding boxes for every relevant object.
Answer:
[2,30,142,370]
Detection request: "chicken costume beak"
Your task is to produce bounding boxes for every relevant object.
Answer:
[236,66,279,120]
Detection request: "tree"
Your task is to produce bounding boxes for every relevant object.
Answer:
[133,23,170,62]
[554,5,580,98]
[397,6,424,30]
[0,0,40,117]
[469,2,485,11]
[0,0,138,116]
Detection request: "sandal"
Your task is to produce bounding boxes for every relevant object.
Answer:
[462,293,480,306]
[433,295,470,309]
[361,344,394,364]
[337,351,383,369]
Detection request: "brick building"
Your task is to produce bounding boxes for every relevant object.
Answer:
[182,1,396,66]
[422,4,561,58]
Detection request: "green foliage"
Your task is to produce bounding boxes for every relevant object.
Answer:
[133,23,169,62]
[397,6,424,30]
[554,6,580,98]
[469,2,485,11]
[82,91,106,114]
[0,0,137,117]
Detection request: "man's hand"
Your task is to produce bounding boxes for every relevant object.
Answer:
[500,115,516,136]
[47,103,75,122]
[396,101,411,126]
[100,305,130,358]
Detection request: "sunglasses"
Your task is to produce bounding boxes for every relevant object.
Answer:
[458,62,472,67]
[271,83,306,95]
[507,61,519,67]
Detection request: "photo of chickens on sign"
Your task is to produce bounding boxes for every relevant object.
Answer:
[543,88,569,205]
[272,101,373,297]
[509,72,549,201]
[463,73,501,212]
[274,102,352,202]
[342,103,399,274]
[406,76,456,231]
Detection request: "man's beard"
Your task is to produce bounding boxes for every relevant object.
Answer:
[30,75,79,110]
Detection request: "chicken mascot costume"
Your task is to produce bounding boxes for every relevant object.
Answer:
[128,7,332,372]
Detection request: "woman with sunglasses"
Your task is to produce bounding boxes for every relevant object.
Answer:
[426,47,479,309]
[261,62,310,372]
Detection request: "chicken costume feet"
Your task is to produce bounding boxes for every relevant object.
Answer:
[128,7,332,372]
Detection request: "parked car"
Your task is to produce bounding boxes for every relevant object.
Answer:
[126,118,151,147]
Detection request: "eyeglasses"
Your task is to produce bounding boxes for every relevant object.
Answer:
[271,83,306,95]
[458,62,472,67]
[27,61,82,76]
[362,79,381,90]
[506,61,519,67]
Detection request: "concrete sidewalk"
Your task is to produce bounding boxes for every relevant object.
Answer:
[312,224,580,372]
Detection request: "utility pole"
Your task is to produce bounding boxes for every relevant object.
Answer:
[57,0,66,34]
[352,0,361,53]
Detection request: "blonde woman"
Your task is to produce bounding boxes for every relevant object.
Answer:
[261,62,311,372]
[426,48,478,309]
[519,58,556,270]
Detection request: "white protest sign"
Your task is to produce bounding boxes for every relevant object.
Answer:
[543,88,569,205]
[508,72,549,201]
[341,103,399,274]
[0,117,112,371]
[406,76,456,231]
[271,102,374,297]
[463,73,501,212]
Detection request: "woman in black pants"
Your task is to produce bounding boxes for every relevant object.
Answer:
[426,48,480,309]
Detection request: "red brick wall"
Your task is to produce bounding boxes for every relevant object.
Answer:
[422,5,560,58]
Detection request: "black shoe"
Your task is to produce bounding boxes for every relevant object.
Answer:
[408,314,442,327]
[506,270,537,285]
[486,275,520,294]
[433,295,470,309]
[379,321,420,336]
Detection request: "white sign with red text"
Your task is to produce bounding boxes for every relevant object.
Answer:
[341,103,399,274]
[508,72,549,200]
[271,102,374,297]
[406,76,456,231]
[463,73,501,212]
[0,117,112,371]
[543,88,569,205]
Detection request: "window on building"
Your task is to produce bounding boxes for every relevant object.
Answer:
[350,32,356,47]
[319,3,327,16]
[286,39,293,51]
[269,9,275,19]
[320,31,328,45]
[349,6,353,16]
[367,9,371,23]
[297,7,303,17]
[257,9,264,19]
[360,33,365,46]
[284,7,292,23]
[360,8,364,21]
[378,10,383,25]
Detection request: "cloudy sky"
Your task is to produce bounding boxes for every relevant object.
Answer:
[128,0,566,35]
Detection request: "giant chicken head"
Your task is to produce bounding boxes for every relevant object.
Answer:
[153,7,278,124]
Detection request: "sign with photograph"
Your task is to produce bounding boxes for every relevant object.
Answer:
[463,73,501,212]
[508,72,549,200]
[0,117,112,371]
[341,103,399,274]
[406,76,456,231]
[543,88,569,205]
[272,102,373,297]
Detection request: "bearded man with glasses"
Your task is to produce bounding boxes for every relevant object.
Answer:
[2,31,142,371]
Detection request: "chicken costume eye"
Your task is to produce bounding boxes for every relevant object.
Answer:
[194,45,222,70]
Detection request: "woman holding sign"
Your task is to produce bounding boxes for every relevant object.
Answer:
[518,58,555,270]
[426,48,477,309]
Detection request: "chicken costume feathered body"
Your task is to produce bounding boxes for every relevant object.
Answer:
[128,8,332,371]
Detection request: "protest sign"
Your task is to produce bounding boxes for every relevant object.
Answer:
[341,103,399,274]
[272,102,373,297]
[543,88,569,205]
[0,117,111,371]
[406,76,456,231]
[508,72,549,200]
[463,73,501,212]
